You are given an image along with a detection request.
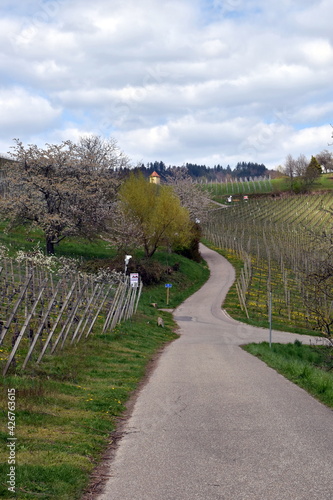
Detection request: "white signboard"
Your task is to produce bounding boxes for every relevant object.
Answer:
[130,273,139,287]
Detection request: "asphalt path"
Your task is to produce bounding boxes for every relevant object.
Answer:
[97,244,333,500]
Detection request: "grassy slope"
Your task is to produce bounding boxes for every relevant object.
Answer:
[0,249,209,500]
[201,173,333,203]
[243,342,333,409]
[0,222,114,259]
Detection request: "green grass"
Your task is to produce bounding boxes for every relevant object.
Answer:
[1,321,172,499]
[0,249,209,500]
[319,173,333,189]
[201,178,273,200]
[140,251,209,309]
[0,222,114,260]
[243,341,333,408]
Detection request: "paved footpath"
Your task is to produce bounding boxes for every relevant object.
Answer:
[97,244,333,500]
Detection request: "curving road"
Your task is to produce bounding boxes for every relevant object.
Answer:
[97,244,333,500]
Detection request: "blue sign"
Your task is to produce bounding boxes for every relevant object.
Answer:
[165,284,172,288]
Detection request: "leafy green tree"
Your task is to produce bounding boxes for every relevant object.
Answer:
[111,173,192,258]
[304,156,322,186]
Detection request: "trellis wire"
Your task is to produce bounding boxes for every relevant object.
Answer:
[0,258,143,376]
[204,193,333,329]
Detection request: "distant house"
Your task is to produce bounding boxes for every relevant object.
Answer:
[149,171,161,184]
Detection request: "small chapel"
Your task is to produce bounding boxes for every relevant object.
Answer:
[149,171,161,184]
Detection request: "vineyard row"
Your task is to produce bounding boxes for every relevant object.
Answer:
[204,193,333,334]
[0,258,142,376]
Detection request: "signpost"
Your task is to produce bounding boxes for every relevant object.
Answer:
[130,273,139,288]
[165,284,172,305]
[268,289,272,348]
[124,255,132,275]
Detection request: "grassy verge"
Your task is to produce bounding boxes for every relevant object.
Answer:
[0,252,209,500]
[243,341,333,408]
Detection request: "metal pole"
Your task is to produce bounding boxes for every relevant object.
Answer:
[269,290,272,348]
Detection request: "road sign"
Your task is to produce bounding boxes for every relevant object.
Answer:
[165,284,172,304]
[130,273,139,287]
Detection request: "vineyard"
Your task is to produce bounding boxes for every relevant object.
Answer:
[204,192,333,335]
[199,176,273,199]
[0,249,142,376]
[199,173,333,203]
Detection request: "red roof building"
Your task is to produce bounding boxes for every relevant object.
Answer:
[149,171,161,184]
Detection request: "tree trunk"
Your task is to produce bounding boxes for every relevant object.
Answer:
[147,245,157,258]
[143,243,157,259]
[46,237,55,255]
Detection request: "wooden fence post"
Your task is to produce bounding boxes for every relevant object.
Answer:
[36,281,77,364]
[57,284,88,351]
[103,281,122,333]
[3,280,47,376]
[0,274,33,345]
[22,280,63,369]
[85,284,113,338]
[71,284,101,344]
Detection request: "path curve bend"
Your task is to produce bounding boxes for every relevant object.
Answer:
[97,244,333,500]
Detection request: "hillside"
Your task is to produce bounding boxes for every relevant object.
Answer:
[204,189,333,335]
[202,173,333,201]
[211,190,333,231]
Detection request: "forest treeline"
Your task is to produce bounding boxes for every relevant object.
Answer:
[127,160,269,181]
[0,152,270,181]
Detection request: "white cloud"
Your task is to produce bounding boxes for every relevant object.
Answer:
[301,39,333,66]
[0,87,61,136]
[282,125,331,155]
[0,0,332,169]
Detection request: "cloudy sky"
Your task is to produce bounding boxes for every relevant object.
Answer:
[1,0,332,169]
